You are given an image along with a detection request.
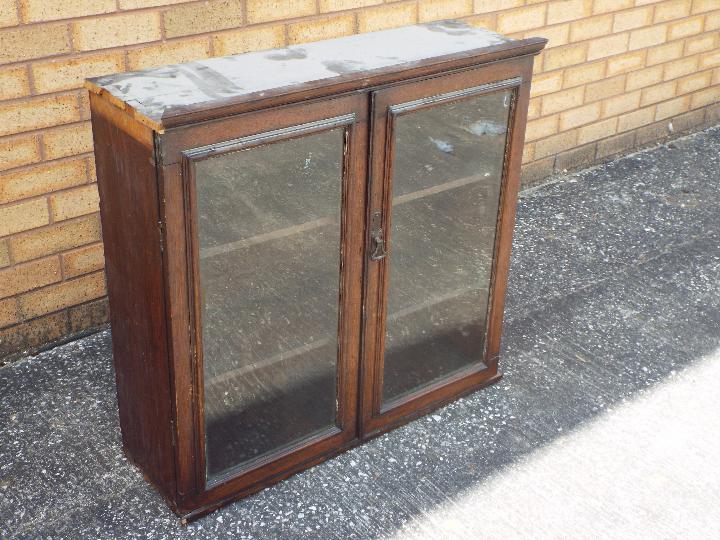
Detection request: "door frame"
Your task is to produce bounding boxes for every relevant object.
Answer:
[159,93,369,513]
[360,58,533,438]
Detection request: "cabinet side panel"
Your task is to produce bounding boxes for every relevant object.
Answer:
[89,94,176,501]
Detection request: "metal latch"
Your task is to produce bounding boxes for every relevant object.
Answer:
[370,211,387,261]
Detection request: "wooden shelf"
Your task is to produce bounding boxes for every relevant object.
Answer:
[200,171,496,260]
[200,171,498,385]
[204,281,488,390]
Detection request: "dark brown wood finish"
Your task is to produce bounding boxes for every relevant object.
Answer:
[483,62,534,378]
[89,94,177,501]
[163,94,369,516]
[156,160,196,502]
[360,57,534,438]
[87,24,545,520]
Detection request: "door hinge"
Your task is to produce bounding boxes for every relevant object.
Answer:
[158,220,164,253]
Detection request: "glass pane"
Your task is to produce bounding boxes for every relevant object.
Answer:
[195,128,344,483]
[382,90,512,404]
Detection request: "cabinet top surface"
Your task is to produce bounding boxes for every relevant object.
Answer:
[86,20,542,131]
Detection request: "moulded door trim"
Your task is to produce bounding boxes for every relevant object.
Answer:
[161,93,369,515]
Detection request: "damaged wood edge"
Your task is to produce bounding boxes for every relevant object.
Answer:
[85,37,546,135]
[86,81,165,135]
[88,91,158,152]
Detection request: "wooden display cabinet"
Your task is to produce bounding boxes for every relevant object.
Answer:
[86,21,546,520]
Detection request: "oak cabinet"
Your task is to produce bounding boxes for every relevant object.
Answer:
[87,21,545,520]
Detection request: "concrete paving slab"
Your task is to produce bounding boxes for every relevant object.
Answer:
[1,126,719,539]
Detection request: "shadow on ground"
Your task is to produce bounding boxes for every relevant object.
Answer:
[1,126,719,539]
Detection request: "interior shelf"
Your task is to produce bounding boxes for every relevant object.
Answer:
[199,170,498,260]
[201,182,496,370]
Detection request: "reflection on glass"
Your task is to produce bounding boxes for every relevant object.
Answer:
[382,91,512,404]
[195,129,344,483]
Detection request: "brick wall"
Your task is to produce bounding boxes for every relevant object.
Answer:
[1,0,719,360]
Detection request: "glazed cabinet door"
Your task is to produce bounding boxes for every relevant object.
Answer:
[169,94,368,507]
[361,61,532,436]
